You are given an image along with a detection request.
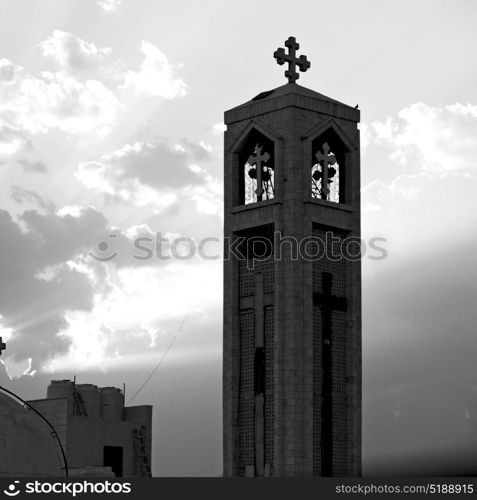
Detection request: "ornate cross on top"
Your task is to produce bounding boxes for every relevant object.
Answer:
[274,36,310,83]
[0,337,6,356]
[247,144,270,200]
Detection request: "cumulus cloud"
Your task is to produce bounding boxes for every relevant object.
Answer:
[0,66,121,136]
[362,172,477,262]
[38,33,186,100]
[0,58,22,84]
[76,140,220,213]
[0,206,110,369]
[212,122,226,134]
[0,119,28,155]
[102,141,207,188]
[45,259,222,373]
[88,222,200,269]
[0,212,223,375]
[39,30,112,75]
[10,186,56,212]
[0,195,220,373]
[97,0,121,12]
[367,102,477,173]
[361,101,477,249]
[0,33,188,156]
[122,41,187,99]
[17,158,48,173]
[181,166,222,216]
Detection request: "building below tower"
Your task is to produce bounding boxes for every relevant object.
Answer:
[28,380,152,477]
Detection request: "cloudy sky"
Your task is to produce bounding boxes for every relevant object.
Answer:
[0,0,476,476]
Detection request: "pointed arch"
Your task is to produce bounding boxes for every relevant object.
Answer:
[227,120,281,205]
[227,119,282,154]
[301,118,356,152]
[302,119,357,204]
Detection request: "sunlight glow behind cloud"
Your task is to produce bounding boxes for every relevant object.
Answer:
[122,41,187,99]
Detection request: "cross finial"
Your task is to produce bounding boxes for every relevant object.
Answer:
[274,36,310,83]
[315,142,337,198]
[247,144,271,200]
[0,337,6,356]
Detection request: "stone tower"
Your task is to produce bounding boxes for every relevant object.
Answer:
[223,37,361,477]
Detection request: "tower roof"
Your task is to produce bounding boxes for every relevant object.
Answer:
[225,83,359,125]
[253,83,348,107]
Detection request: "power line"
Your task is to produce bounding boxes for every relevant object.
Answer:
[126,313,189,405]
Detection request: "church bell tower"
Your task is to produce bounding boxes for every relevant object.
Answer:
[223,37,361,477]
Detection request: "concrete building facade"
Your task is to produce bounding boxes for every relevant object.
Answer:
[28,380,152,477]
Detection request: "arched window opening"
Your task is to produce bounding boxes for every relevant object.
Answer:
[239,130,275,205]
[311,129,348,204]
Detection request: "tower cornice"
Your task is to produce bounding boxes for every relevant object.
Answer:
[225,84,360,125]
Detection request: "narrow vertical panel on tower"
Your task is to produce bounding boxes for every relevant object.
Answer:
[238,251,275,477]
[312,227,348,476]
[239,309,255,475]
[264,305,274,474]
[331,311,347,476]
[312,306,322,476]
